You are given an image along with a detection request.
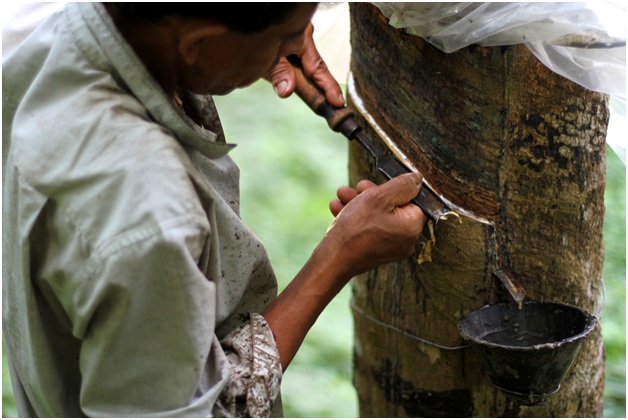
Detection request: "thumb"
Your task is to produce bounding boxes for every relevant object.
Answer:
[266,57,296,98]
[379,173,422,209]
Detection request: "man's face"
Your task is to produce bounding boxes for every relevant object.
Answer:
[180,4,317,95]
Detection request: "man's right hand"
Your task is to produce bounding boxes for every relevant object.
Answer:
[323,173,427,279]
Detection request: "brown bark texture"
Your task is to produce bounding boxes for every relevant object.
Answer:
[348,4,608,417]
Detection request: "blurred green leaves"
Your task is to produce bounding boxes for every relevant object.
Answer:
[601,147,626,418]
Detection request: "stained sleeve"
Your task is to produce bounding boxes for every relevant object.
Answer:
[215,313,283,417]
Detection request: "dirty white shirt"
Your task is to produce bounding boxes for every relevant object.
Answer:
[2,2,282,417]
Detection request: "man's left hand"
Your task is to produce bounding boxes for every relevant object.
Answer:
[266,23,345,108]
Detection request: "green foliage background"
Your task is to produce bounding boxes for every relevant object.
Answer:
[2,81,625,417]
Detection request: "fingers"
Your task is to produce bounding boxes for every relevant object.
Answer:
[329,179,378,217]
[329,185,357,217]
[399,202,428,237]
[336,185,358,204]
[329,200,344,217]
[266,57,296,99]
[267,23,345,107]
[323,173,427,278]
[299,29,345,108]
[329,175,420,218]
[356,179,377,194]
[376,173,423,210]
[383,174,428,233]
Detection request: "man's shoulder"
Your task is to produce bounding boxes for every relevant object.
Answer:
[9,83,208,244]
[2,2,66,57]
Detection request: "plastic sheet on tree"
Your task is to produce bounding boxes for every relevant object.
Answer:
[372,2,626,100]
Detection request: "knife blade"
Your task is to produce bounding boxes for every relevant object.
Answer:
[288,56,451,223]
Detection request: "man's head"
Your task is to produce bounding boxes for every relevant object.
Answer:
[113,3,300,34]
[107,2,318,96]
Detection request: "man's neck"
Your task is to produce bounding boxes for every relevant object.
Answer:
[103,3,180,100]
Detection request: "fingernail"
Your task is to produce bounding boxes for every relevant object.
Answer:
[338,94,345,105]
[274,81,288,96]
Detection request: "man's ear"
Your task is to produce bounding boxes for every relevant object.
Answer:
[179,22,228,65]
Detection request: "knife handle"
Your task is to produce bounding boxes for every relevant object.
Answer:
[288,55,358,138]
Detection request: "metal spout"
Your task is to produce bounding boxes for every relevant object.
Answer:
[494,269,527,308]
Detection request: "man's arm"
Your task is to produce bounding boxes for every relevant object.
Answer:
[263,173,427,370]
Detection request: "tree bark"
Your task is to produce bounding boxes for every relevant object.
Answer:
[349,4,608,417]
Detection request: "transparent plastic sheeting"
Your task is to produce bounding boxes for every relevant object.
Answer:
[373,2,627,164]
[373,2,626,100]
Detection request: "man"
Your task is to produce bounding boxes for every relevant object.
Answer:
[2,3,426,417]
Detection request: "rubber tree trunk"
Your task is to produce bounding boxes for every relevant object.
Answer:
[348,4,608,417]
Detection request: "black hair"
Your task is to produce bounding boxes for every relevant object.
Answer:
[113,3,303,33]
